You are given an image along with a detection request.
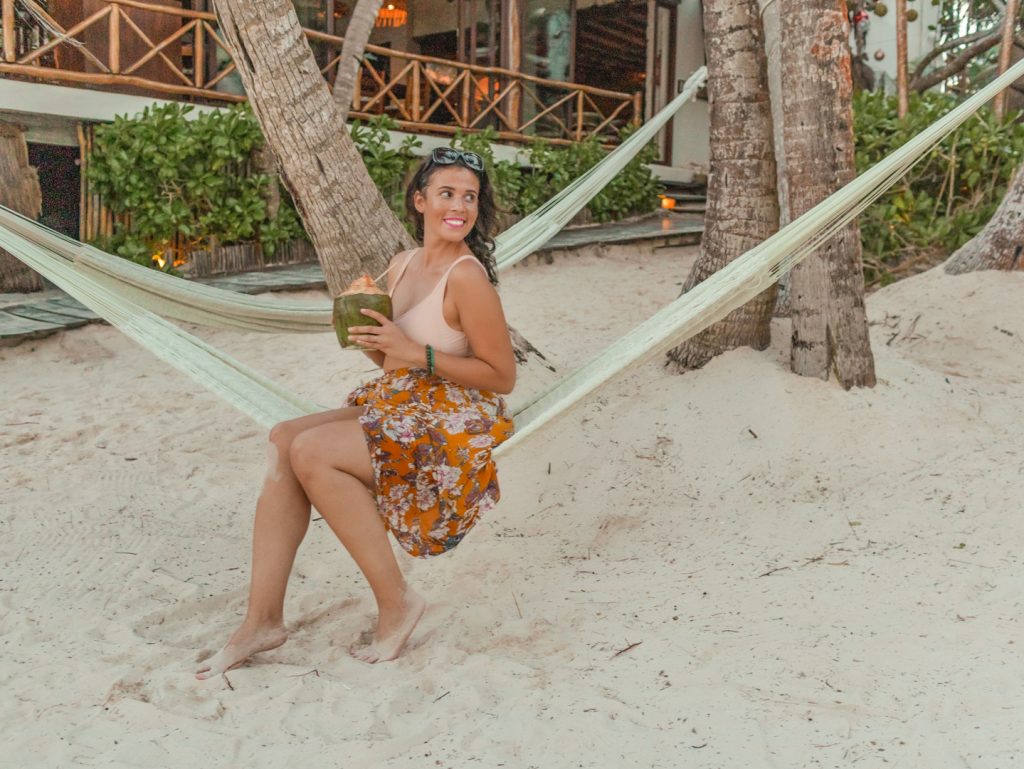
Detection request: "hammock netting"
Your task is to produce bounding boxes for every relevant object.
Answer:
[4,60,1023,453]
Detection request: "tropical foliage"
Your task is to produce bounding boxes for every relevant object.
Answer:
[86,103,304,269]
[854,89,1024,284]
[88,107,662,269]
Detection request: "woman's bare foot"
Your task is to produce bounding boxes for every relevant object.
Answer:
[195,622,289,680]
[350,589,426,664]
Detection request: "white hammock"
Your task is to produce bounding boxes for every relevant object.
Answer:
[0,68,708,335]
[3,59,1022,451]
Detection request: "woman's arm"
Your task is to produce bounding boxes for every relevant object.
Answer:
[349,261,517,394]
[357,250,410,369]
[420,261,516,394]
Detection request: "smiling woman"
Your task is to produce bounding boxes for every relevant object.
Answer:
[195,146,516,679]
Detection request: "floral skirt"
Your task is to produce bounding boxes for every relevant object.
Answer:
[345,367,514,558]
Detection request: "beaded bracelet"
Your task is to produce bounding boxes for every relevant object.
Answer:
[425,344,435,375]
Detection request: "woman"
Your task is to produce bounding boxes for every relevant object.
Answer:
[196,148,516,678]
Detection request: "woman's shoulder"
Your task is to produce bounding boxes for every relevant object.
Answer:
[449,255,490,278]
[448,256,496,296]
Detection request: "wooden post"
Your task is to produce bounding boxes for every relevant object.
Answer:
[503,0,522,128]
[995,0,1021,119]
[575,89,584,141]
[896,0,908,118]
[2,0,15,62]
[109,5,121,74]
[411,61,421,122]
[461,72,471,126]
[632,91,642,126]
[193,20,204,88]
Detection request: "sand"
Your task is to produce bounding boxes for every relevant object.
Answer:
[1,245,1022,769]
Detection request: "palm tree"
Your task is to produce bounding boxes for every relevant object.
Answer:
[212,0,413,295]
[777,0,876,388]
[665,0,779,372]
[945,163,1024,273]
[211,0,549,369]
[332,0,385,120]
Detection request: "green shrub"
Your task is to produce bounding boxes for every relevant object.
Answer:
[87,102,305,268]
[584,126,663,222]
[854,89,1024,283]
[89,103,661,271]
[350,115,422,213]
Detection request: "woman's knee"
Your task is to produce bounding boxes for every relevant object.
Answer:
[288,429,321,482]
[268,419,301,451]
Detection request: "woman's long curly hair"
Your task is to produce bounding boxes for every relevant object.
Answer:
[404,156,499,285]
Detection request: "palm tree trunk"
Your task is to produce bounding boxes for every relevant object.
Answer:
[211,0,549,370]
[665,0,779,372]
[212,0,414,296]
[332,0,384,120]
[778,0,876,389]
[0,122,44,293]
[945,163,1024,273]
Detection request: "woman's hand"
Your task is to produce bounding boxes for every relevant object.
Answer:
[348,309,421,363]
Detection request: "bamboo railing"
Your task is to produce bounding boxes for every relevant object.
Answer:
[1,0,641,145]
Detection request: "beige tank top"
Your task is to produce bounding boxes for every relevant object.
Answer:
[389,249,486,357]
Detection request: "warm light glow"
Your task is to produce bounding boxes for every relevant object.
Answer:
[152,253,167,269]
[659,195,676,210]
[375,0,407,27]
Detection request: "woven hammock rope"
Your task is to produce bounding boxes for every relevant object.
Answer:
[4,59,1023,453]
[0,68,709,336]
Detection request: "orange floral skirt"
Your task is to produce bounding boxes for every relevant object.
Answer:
[345,367,514,558]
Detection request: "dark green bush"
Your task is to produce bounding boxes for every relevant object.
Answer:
[87,102,304,269]
[350,115,422,214]
[89,104,661,271]
[854,89,1024,284]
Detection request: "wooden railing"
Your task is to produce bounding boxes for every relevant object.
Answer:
[0,0,641,145]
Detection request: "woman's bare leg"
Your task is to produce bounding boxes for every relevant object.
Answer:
[195,406,364,680]
[290,420,425,663]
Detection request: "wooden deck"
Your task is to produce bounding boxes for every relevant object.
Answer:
[0,213,703,346]
[0,0,641,147]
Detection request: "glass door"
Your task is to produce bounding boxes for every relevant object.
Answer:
[458,0,501,67]
[649,0,676,161]
[457,0,502,128]
[521,0,574,135]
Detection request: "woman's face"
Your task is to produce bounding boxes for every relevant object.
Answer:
[413,166,480,244]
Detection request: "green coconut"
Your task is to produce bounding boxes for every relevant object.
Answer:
[332,274,393,350]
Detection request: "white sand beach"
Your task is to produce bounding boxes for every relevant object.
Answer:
[1,245,1022,768]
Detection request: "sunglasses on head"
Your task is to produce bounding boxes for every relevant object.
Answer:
[430,147,485,172]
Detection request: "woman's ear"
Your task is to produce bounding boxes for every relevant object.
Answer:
[413,189,426,214]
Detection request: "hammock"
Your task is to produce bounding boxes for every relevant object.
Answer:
[0,68,709,335]
[504,59,1024,448]
[4,59,1023,451]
